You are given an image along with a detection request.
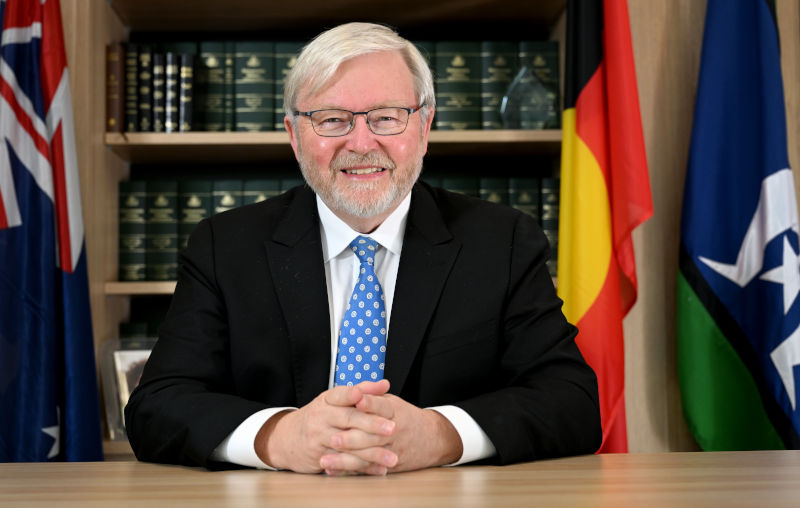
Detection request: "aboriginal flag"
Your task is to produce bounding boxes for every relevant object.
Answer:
[557,0,653,453]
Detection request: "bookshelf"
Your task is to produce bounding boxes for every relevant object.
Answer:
[62,0,567,448]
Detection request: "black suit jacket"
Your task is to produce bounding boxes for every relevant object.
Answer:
[125,182,601,467]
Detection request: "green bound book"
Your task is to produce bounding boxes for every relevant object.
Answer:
[274,42,303,130]
[223,41,235,131]
[146,180,178,281]
[164,52,179,133]
[435,41,482,130]
[118,180,146,281]
[213,179,243,214]
[280,177,304,193]
[479,177,509,205]
[508,177,540,223]
[235,41,275,132]
[178,180,212,250]
[179,54,194,131]
[137,45,153,132]
[540,176,560,277]
[198,41,226,131]
[152,52,166,132]
[480,41,517,130]
[243,179,281,205]
[518,40,560,129]
[442,176,479,198]
[123,43,138,132]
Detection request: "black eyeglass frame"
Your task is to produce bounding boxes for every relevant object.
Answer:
[292,104,426,137]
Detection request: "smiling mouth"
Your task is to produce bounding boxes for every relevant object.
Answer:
[342,167,386,175]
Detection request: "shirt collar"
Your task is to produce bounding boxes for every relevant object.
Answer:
[317,192,411,262]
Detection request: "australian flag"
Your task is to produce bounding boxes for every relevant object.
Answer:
[678,0,800,450]
[0,0,102,460]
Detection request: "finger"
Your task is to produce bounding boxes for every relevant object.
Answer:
[355,379,390,396]
[320,447,397,471]
[330,428,391,451]
[335,407,395,436]
[324,384,366,407]
[355,393,395,418]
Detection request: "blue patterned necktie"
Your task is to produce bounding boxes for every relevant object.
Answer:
[335,236,387,386]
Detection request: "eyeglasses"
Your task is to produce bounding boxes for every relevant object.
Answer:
[293,105,425,137]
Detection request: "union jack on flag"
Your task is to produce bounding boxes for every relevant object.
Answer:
[0,0,102,461]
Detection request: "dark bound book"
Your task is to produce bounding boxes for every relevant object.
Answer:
[540,176,560,277]
[123,43,139,132]
[509,177,540,224]
[435,42,482,130]
[179,54,194,131]
[164,52,180,133]
[152,52,166,132]
[213,179,243,214]
[223,41,235,131]
[146,180,178,281]
[274,42,303,130]
[137,45,153,132]
[178,180,212,250]
[243,179,281,205]
[480,41,517,130]
[442,176,480,198]
[198,41,226,131]
[235,41,275,132]
[118,180,146,281]
[106,42,124,132]
[518,40,560,129]
[479,177,509,205]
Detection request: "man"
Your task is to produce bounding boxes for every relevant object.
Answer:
[125,22,601,475]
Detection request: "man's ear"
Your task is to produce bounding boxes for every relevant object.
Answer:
[285,114,300,160]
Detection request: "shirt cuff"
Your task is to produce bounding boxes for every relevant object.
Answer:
[428,405,496,466]
[210,407,296,469]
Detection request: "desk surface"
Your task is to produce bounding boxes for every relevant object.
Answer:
[1,451,799,507]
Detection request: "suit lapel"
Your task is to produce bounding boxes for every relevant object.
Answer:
[385,184,461,395]
[265,187,331,406]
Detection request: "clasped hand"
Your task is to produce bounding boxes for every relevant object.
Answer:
[254,379,461,475]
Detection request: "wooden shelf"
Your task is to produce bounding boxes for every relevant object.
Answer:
[105,130,562,163]
[105,281,177,295]
[109,0,565,34]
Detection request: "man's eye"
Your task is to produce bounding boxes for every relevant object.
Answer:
[320,117,345,124]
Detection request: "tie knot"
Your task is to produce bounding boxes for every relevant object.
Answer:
[350,236,379,266]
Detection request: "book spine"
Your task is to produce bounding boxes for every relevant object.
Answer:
[435,42,482,130]
[118,180,147,281]
[279,177,304,193]
[146,180,179,281]
[152,52,166,133]
[508,177,541,224]
[124,43,139,132]
[518,40,560,129]
[178,180,212,250]
[106,42,124,132]
[137,46,153,132]
[179,54,194,131]
[479,177,510,205]
[442,176,480,198]
[540,176,560,277]
[223,41,235,131]
[235,41,275,132]
[274,42,303,130]
[213,179,244,214]
[243,179,281,205]
[198,41,226,131]
[164,52,180,133]
[480,41,517,130]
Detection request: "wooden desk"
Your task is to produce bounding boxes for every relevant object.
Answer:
[1,451,798,507]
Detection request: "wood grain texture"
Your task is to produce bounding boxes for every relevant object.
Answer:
[1,451,799,507]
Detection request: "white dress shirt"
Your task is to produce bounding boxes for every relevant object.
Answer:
[211,192,495,469]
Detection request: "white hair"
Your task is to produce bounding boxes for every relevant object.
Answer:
[283,22,435,123]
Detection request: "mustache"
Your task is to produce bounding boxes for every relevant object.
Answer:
[330,151,396,171]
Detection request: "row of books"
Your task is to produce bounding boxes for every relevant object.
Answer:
[119,176,560,282]
[106,39,559,134]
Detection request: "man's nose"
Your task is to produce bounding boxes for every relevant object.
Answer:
[344,114,380,153]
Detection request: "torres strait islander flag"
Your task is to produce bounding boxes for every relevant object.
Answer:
[558,0,653,453]
[0,0,103,460]
[678,0,800,450]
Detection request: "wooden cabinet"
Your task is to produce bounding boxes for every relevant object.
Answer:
[61,0,566,448]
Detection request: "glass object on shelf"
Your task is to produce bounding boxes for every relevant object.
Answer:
[100,336,156,441]
[500,65,559,130]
